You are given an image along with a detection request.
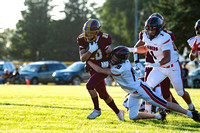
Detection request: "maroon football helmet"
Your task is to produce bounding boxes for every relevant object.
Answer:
[83,19,101,42]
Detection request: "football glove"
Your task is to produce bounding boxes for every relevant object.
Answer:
[101,61,109,68]
[88,42,98,53]
[144,62,160,67]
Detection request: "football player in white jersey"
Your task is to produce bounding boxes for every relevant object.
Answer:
[87,46,200,122]
[188,19,200,61]
[129,16,197,112]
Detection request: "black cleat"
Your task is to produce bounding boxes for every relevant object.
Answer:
[151,105,157,114]
[189,108,199,113]
[159,110,167,121]
[192,111,200,122]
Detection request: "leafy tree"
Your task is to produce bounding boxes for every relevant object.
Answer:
[0,29,12,60]
[41,0,98,61]
[99,0,157,47]
[150,0,200,55]
[9,0,52,61]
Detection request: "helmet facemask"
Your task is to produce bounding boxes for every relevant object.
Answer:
[109,47,130,65]
[83,29,99,42]
[145,26,161,40]
[83,19,101,43]
[144,17,163,40]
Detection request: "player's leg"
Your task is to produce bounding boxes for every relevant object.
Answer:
[139,82,200,122]
[168,62,196,111]
[145,68,166,113]
[86,72,103,119]
[125,94,164,120]
[160,77,179,104]
[94,73,124,121]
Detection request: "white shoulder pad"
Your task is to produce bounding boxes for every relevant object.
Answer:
[155,31,171,46]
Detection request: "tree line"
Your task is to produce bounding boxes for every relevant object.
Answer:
[0,0,199,62]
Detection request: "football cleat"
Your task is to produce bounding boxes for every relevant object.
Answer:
[159,110,167,121]
[188,107,198,113]
[87,109,101,119]
[192,111,200,122]
[117,110,125,121]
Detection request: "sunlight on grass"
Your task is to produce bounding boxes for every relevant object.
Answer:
[0,85,199,132]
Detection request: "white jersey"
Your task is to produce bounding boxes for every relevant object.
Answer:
[142,30,178,67]
[110,60,141,94]
[187,35,200,59]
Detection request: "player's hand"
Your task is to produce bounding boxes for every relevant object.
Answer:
[88,42,98,53]
[144,62,160,67]
[193,39,200,51]
[101,61,109,68]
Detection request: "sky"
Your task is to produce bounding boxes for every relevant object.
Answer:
[0,0,105,30]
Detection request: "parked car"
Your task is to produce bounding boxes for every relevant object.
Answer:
[187,67,200,88]
[52,61,90,85]
[19,61,67,85]
[0,61,16,76]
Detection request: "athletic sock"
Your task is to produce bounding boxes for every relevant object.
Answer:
[188,103,194,110]
[145,105,152,113]
[92,97,100,110]
[107,100,119,114]
[186,111,193,118]
[154,114,161,119]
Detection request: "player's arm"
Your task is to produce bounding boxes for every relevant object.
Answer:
[189,39,199,61]
[129,45,148,54]
[79,42,98,62]
[87,61,112,75]
[135,39,145,48]
[159,50,170,65]
[189,49,197,61]
[79,48,93,62]
[105,45,112,55]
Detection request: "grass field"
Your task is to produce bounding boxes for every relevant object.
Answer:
[0,84,199,132]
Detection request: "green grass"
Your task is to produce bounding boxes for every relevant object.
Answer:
[0,84,199,132]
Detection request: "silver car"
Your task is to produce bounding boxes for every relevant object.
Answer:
[19,61,67,84]
[187,67,200,88]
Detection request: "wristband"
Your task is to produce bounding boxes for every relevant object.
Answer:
[129,48,137,53]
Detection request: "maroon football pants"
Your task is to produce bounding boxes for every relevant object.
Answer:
[86,70,108,99]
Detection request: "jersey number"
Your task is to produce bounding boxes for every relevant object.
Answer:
[95,49,103,60]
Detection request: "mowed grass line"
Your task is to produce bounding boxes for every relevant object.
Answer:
[0,85,199,132]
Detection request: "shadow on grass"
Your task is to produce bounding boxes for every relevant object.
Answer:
[125,114,200,132]
[0,102,91,110]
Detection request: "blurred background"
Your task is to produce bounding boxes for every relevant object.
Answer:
[0,0,199,87]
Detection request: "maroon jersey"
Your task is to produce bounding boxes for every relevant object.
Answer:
[77,32,112,69]
[139,30,176,63]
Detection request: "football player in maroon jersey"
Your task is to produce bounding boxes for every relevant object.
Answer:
[77,19,124,121]
[132,13,179,113]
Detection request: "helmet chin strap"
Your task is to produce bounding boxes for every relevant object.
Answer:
[95,36,100,43]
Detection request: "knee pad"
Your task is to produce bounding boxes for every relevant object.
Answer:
[177,90,184,97]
